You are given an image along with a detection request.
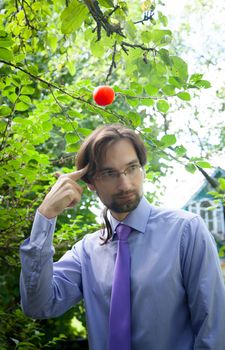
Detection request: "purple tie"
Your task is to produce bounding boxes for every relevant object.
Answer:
[108,224,132,350]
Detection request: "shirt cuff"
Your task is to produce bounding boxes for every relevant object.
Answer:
[29,210,57,247]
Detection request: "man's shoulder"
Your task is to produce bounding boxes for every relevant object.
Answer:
[150,204,198,223]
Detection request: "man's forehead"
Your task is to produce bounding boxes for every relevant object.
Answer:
[97,139,139,169]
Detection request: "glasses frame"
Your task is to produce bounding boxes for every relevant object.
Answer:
[94,163,143,184]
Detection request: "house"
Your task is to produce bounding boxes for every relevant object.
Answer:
[183,167,225,242]
[182,167,225,278]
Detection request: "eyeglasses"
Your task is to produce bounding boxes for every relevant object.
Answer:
[95,164,143,184]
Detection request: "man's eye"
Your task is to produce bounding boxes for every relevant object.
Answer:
[102,171,117,178]
[127,164,138,172]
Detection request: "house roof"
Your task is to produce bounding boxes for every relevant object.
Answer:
[182,167,225,208]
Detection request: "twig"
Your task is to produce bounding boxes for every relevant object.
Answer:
[18,0,38,30]
[121,41,157,55]
[134,10,155,25]
[106,41,117,82]
[50,154,77,165]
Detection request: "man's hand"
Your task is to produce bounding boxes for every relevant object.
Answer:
[38,166,88,219]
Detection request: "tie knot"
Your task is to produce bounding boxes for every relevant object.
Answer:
[116,224,132,241]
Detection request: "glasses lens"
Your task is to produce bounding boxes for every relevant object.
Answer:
[126,164,140,175]
[97,165,142,183]
[100,170,118,181]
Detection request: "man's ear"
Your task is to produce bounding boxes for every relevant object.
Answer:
[87,183,96,191]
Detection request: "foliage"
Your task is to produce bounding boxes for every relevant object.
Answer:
[0,0,220,348]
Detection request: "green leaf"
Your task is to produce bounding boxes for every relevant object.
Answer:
[8,93,17,103]
[0,120,7,131]
[158,11,168,26]
[61,0,88,34]
[189,73,203,83]
[114,87,135,96]
[78,128,93,137]
[126,97,139,107]
[0,38,13,47]
[170,56,188,82]
[90,39,105,57]
[161,85,175,96]
[218,178,225,190]
[98,0,114,8]
[0,47,13,61]
[124,20,136,40]
[144,84,158,96]
[14,53,26,63]
[151,29,172,45]
[47,34,58,52]
[141,31,152,43]
[127,111,141,127]
[27,65,39,76]
[156,100,170,113]
[174,145,187,156]
[169,76,183,89]
[0,105,11,116]
[160,134,176,147]
[67,61,76,76]
[66,143,80,152]
[158,48,171,66]
[21,86,35,95]
[0,30,7,38]
[65,133,80,144]
[19,95,32,104]
[130,82,143,94]
[139,98,154,107]
[42,121,53,132]
[194,80,211,89]
[195,161,212,168]
[148,70,167,88]
[176,91,191,101]
[185,163,197,174]
[15,102,29,111]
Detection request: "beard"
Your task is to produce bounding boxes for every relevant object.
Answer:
[106,190,142,213]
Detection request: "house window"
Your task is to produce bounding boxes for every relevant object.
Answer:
[187,199,225,240]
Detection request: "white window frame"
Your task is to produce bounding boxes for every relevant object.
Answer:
[187,198,225,240]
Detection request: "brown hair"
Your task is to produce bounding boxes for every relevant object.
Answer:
[76,123,147,242]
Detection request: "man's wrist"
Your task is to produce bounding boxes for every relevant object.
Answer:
[38,204,56,220]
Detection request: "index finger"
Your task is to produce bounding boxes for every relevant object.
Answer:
[66,164,89,181]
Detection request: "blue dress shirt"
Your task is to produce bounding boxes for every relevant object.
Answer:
[20,197,225,350]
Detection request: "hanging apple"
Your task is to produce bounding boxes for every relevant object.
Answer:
[93,85,115,106]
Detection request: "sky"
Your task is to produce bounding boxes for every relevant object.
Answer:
[152,0,225,208]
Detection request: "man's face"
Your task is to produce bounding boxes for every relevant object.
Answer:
[89,139,144,221]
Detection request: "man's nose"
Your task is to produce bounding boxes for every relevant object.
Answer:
[117,173,131,190]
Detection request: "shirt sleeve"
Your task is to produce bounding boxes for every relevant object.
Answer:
[20,210,83,319]
[180,215,225,349]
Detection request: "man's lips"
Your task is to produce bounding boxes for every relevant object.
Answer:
[115,192,136,201]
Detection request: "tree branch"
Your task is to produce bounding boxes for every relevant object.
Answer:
[83,0,125,40]
[106,41,117,82]
[121,41,157,55]
[0,60,127,124]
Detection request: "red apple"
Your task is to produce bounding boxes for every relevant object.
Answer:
[93,85,115,106]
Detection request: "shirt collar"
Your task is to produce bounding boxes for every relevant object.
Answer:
[109,196,152,237]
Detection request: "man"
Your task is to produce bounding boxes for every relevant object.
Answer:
[20,124,225,350]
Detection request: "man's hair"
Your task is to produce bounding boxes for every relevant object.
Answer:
[76,123,147,182]
[76,123,147,243]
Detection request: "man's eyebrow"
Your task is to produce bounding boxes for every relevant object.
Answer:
[99,159,140,172]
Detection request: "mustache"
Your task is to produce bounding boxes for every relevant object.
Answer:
[113,190,136,198]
